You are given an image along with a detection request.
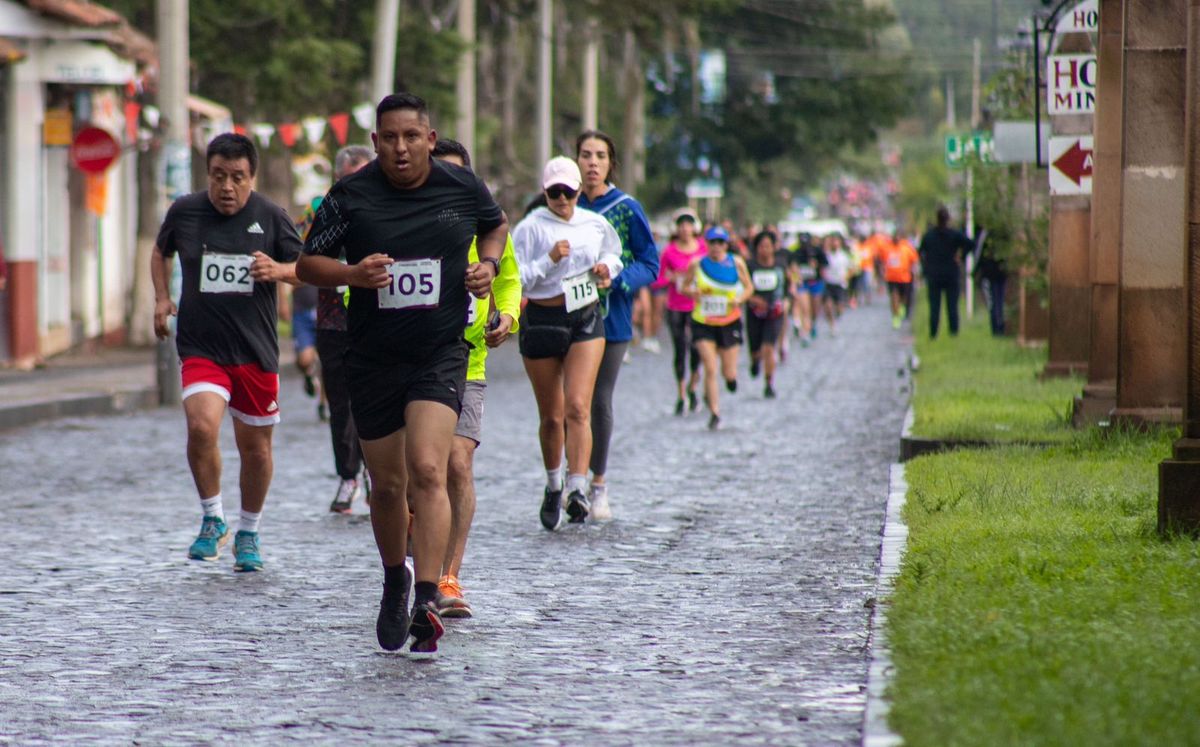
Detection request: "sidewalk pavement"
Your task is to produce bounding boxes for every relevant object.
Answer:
[0,347,159,430]
[0,344,298,430]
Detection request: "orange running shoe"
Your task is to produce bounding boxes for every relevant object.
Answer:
[436,575,473,619]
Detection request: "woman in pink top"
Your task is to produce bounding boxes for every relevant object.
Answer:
[657,209,707,414]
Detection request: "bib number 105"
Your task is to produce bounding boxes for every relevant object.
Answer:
[379,258,441,310]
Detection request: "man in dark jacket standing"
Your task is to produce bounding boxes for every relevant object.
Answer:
[918,206,975,338]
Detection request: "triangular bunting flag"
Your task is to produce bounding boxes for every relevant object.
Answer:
[233,124,247,136]
[278,123,300,148]
[123,100,141,144]
[328,112,350,145]
[250,123,275,148]
[302,117,326,146]
[352,102,374,132]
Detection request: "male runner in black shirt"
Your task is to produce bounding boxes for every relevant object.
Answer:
[297,93,508,653]
[151,133,301,572]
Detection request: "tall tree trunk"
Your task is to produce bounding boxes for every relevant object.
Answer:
[127,143,161,345]
[621,29,644,191]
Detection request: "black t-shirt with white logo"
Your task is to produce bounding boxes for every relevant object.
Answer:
[302,159,504,365]
[157,191,302,372]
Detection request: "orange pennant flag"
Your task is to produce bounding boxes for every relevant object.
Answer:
[328,112,350,145]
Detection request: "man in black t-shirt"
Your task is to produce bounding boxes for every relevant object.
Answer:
[297,93,508,654]
[151,133,301,573]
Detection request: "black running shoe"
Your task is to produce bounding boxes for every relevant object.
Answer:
[764,384,777,399]
[725,379,738,393]
[565,490,590,523]
[409,600,445,653]
[688,389,699,412]
[540,487,563,530]
[675,398,685,416]
[708,413,721,431]
[750,359,760,378]
[303,373,316,397]
[376,584,411,651]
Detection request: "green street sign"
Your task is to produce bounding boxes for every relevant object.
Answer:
[945,132,995,168]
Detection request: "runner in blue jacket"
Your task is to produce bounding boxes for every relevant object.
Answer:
[575,130,660,522]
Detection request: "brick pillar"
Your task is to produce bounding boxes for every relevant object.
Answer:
[1112,0,1187,427]
[1074,0,1123,425]
[1158,0,1200,533]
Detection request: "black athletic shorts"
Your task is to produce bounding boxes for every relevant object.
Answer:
[887,281,911,295]
[346,341,469,441]
[825,283,847,305]
[692,319,743,349]
[745,313,784,353]
[518,301,604,359]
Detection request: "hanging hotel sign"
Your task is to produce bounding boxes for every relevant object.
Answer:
[1047,54,1097,114]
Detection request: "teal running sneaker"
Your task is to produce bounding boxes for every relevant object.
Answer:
[233,530,263,572]
[187,515,229,561]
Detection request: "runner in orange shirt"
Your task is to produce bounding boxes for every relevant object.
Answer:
[880,231,919,329]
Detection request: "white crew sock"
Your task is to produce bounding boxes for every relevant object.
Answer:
[238,509,262,535]
[566,473,589,496]
[546,469,563,492]
[200,494,224,520]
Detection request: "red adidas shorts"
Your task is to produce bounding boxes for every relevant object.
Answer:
[180,356,281,426]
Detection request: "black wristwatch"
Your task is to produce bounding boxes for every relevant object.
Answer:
[480,256,500,275]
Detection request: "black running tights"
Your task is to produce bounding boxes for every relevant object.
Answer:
[589,340,628,478]
[667,310,700,383]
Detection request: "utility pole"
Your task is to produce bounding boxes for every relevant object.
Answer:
[582,19,599,131]
[455,0,476,156]
[965,37,981,320]
[155,0,189,406]
[372,0,400,104]
[537,0,552,167]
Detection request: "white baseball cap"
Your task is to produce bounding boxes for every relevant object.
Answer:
[542,156,582,191]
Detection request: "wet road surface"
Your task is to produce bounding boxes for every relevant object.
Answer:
[0,302,909,745]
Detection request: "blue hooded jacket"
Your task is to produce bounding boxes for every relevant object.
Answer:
[577,186,660,343]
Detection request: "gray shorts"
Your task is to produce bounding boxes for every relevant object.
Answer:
[453,381,486,444]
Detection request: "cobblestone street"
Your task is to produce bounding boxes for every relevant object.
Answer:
[0,303,909,745]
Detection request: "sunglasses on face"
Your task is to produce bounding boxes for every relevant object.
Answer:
[545,185,578,200]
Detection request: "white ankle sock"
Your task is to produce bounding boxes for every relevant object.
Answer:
[546,469,563,491]
[566,473,588,495]
[200,494,224,520]
[238,509,262,534]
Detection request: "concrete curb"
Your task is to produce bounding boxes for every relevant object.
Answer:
[0,387,159,431]
[862,462,908,747]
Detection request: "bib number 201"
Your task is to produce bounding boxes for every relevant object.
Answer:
[379,258,441,310]
[200,253,254,295]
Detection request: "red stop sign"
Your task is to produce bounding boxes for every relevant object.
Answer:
[71,127,120,174]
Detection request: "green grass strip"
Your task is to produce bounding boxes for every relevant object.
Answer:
[886,428,1200,746]
[909,296,1082,443]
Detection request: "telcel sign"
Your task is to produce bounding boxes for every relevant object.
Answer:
[1047,54,1096,114]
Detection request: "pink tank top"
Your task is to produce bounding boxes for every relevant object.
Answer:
[657,239,707,312]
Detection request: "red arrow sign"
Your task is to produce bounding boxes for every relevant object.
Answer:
[1053,140,1094,186]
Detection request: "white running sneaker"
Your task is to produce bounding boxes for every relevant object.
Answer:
[642,338,662,354]
[590,484,613,521]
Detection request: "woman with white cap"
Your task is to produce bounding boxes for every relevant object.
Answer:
[512,155,625,530]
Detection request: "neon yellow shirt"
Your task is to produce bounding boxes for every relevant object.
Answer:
[465,235,521,382]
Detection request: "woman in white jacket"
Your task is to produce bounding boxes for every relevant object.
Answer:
[512,156,624,531]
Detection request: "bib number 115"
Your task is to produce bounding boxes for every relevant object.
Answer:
[379,258,441,310]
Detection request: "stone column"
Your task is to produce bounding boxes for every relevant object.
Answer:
[1074,0,1123,425]
[1158,0,1200,533]
[1111,0,1187,426]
